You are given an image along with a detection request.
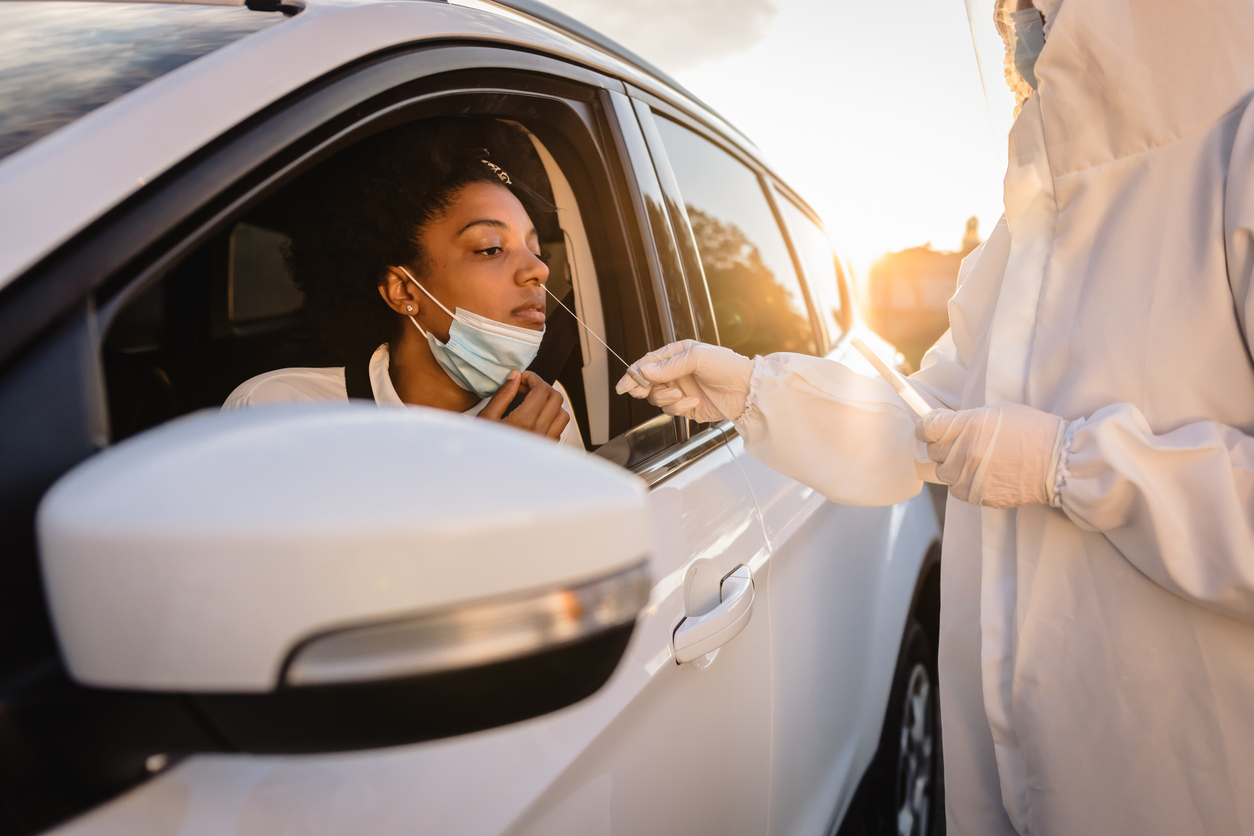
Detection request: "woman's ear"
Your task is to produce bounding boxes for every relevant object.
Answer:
[378,266,421,316]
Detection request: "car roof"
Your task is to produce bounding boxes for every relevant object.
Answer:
[0,0,771,293]
[491,0,729,130]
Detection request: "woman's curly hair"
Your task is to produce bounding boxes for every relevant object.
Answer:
[286,117,551,361]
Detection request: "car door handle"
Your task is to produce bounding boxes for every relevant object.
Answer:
[673,565,754,664]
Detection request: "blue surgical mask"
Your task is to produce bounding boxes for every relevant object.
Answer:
[1010,7,1045,90]
[398,266,544,399]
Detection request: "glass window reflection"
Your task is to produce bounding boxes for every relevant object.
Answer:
[654,116,817,359]
[777,194,846,344]
[0,2,284,164]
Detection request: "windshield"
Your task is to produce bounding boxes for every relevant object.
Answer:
[0,2,285,164]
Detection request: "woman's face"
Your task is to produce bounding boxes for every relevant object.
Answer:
[409,181,549,334]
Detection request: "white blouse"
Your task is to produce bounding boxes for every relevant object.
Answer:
[223,344,584,450]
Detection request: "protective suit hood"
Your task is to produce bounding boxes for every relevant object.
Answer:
[1033,0,1254,175]
[1034,0,1059,38]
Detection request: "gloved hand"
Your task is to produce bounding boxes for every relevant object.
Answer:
[616,340,754,423]
[916,404,1067,509]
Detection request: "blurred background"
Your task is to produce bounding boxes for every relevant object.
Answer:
[542,0,1015,367]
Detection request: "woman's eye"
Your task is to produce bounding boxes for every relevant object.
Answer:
[475,246,503,256]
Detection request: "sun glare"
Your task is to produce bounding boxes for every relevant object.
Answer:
[672,0,1010,286]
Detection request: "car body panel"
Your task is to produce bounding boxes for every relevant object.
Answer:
[47,443,774,836]
[731,429,938,835]
[507,443,772,835]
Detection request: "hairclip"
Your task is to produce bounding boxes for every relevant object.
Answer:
[481,159,512,185]
[469,148,557,214]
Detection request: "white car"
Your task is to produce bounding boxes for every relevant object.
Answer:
[0,1,944,834]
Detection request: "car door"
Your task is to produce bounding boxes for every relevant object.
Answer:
[505,89,773,836]
[636,98,932,835]
[7,34,774,834]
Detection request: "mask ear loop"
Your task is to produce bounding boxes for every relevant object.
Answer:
[397,265,456,339]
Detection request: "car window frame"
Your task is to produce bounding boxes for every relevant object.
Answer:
[768,179,853,351]
[596,89,693,453]
[629,93,828,357]
[76,50,660,443]
[588,87,783,485]
[77,59,688,467]
[624,96,715,347]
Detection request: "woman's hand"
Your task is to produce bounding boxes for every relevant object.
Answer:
[478,370,570,440]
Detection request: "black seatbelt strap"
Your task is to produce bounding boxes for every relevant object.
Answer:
[344,346,375,402]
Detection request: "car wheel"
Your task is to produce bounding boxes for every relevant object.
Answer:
[868,618,941,836]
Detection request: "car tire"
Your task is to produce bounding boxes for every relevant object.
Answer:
[865,618,942,836]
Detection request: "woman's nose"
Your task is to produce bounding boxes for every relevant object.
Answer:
[519,248,549,285]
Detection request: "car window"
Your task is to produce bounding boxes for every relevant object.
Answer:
[652,116,817,358]
[776,193,846,344]
[0,2,285,164]
[102,119,569,434]
[98,98,645,461]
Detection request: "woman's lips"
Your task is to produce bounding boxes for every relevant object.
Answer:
[512,305,546,326]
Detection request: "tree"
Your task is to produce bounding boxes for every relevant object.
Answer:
[687,206,815,358]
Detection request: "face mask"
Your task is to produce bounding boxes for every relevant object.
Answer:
[1010,7,1046,90]
[398,266,544,399]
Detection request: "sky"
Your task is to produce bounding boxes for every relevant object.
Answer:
[542,0,1015,284]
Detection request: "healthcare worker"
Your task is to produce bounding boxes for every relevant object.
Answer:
[619,0,1254,833]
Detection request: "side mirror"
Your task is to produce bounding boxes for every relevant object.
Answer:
[37,404,651,753]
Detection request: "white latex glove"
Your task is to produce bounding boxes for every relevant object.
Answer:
[916,403,1068,509]
[615,340,754,423]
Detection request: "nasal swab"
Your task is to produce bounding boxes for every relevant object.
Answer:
[543,283,651,389]
[851,337,933,419]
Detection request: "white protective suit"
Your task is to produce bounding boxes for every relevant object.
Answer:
[636,1,1254,832]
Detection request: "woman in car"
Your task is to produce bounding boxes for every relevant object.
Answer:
[224,117,580,447]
